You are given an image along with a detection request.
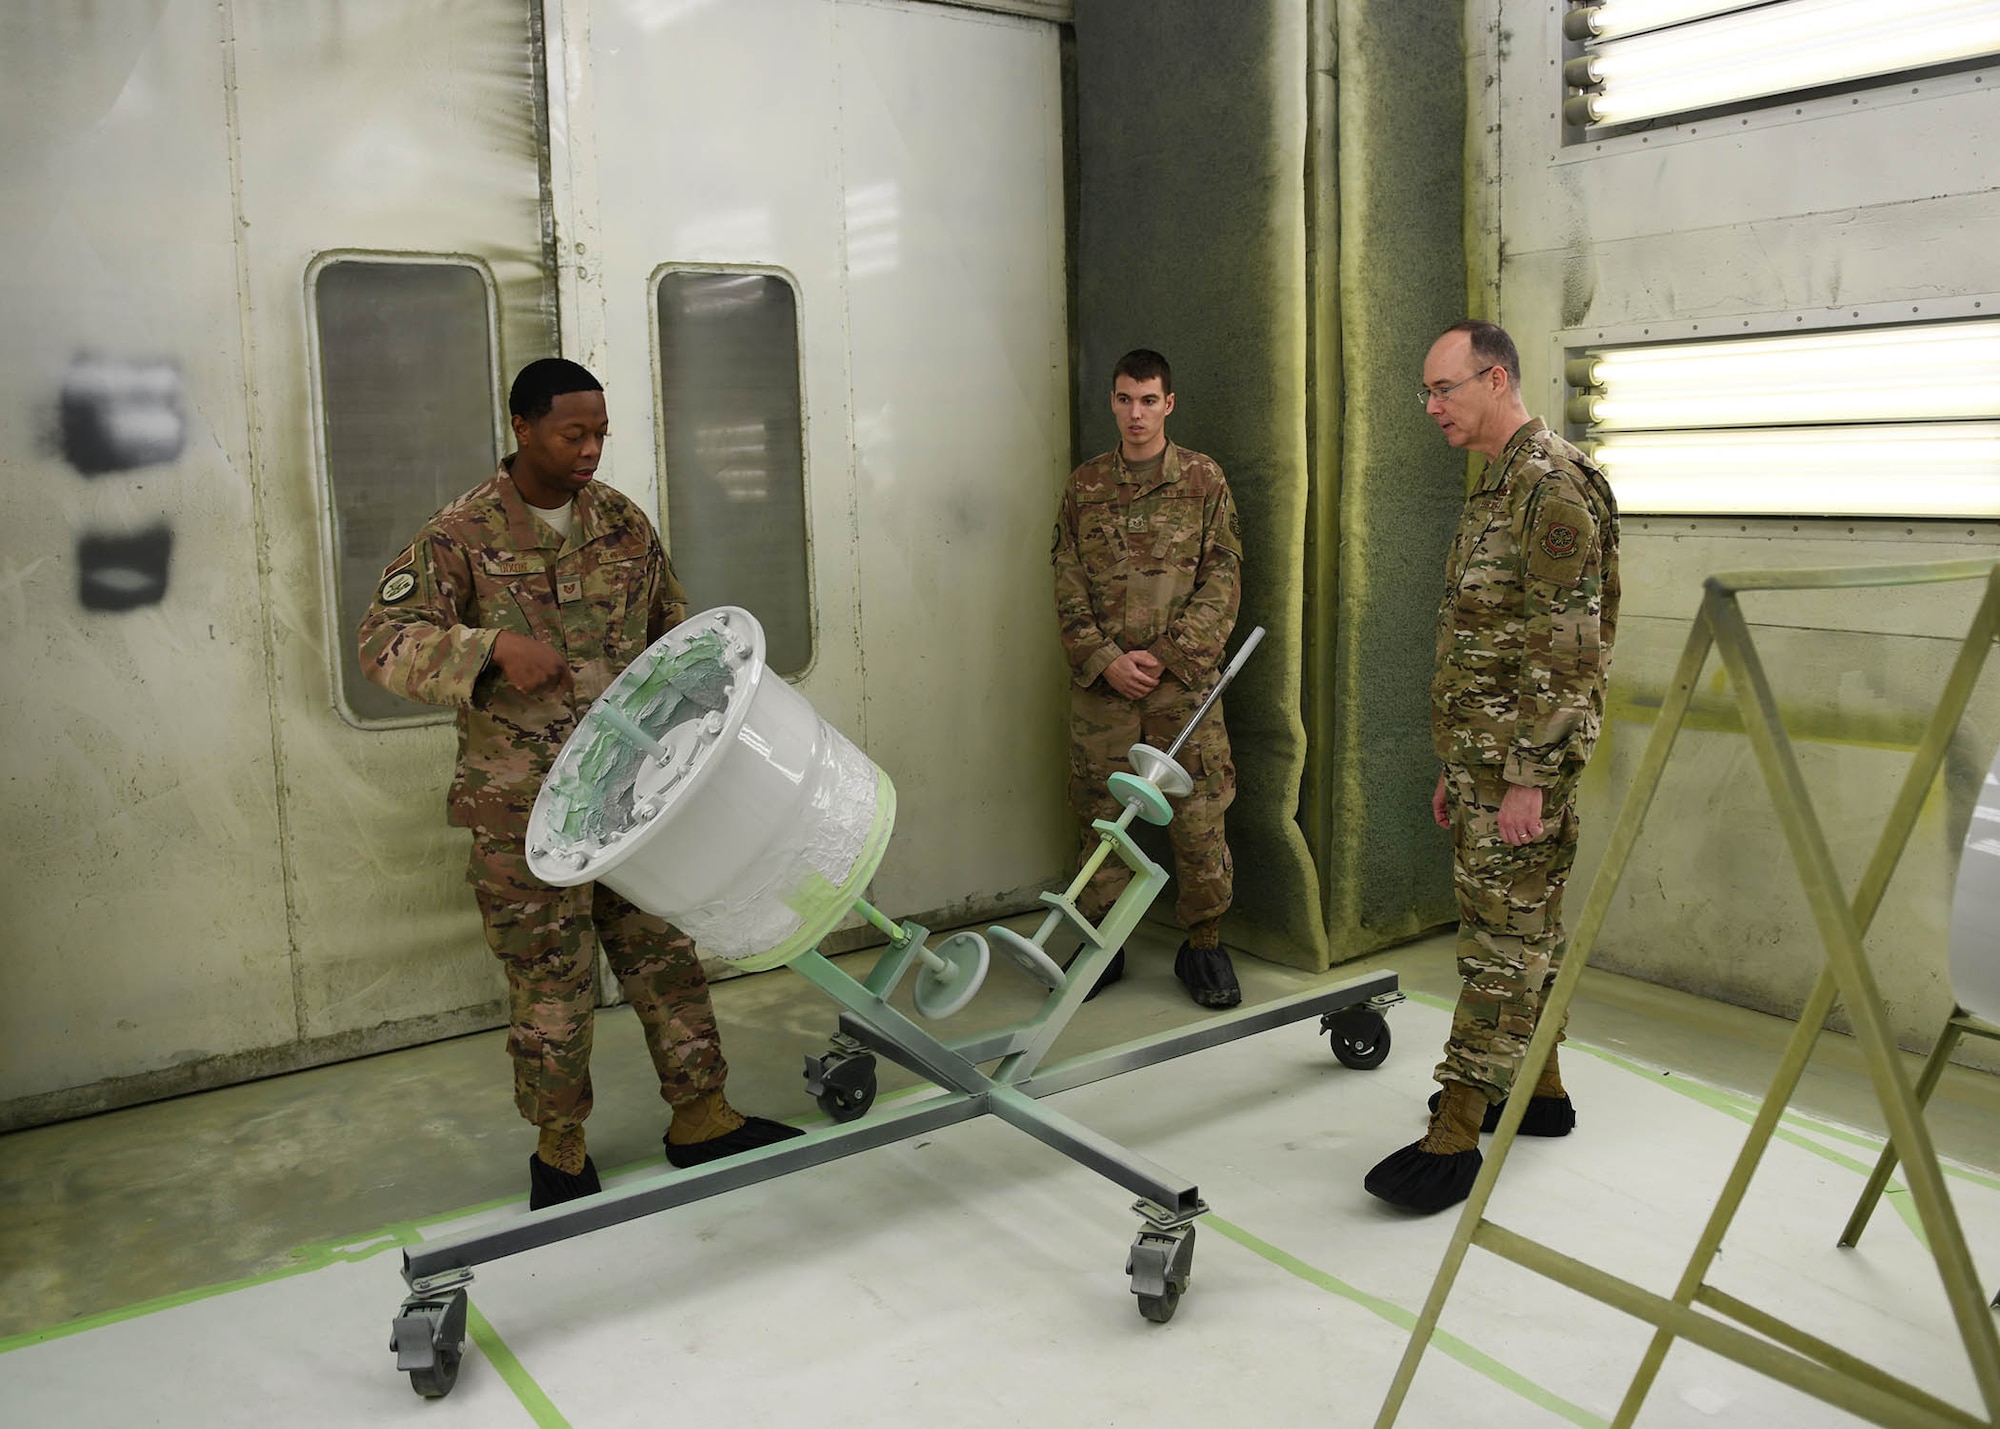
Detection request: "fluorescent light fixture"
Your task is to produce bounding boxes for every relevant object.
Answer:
[1570,320,2000,429]
[1589,424,2000,517]
[1566,1,1764,44]
[1566,0,2000,127]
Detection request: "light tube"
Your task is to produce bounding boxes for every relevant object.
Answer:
[1589,424,2000,517]
[1567,1,1769,44]
[1572,320,2000,430]
[1568,0,2000,126]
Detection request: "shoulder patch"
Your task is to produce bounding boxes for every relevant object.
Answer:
[1526,494,1594,584]
[379,570,417,604]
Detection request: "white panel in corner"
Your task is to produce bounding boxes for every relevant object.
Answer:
[582,0,1072,926]
[836,0,1072,916]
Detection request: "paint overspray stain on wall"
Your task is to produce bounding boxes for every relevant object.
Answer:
[77,526,175,611]
[60,354,184,612]
[61,355,186,474]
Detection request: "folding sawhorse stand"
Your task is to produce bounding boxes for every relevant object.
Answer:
[1378,558,2000,1429]
[389,630,1403,1398]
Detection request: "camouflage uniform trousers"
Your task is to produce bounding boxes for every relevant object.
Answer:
[1067,681,1235,928]
[473,842,728,1133]
[1435,762,1579,1103]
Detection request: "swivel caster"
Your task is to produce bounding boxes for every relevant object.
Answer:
[1322,1005,1391,1070]
[804,1049,878,1122]
[1126,1216,1196,1324]
[391,1285,469,1399]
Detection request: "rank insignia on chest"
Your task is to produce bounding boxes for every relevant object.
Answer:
[1127,514,1146,531]
[557,576,583,604]
[378,570,416,604]
[1541,523,1580,560]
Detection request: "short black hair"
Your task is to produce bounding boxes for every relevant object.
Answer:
[1438,320,1520,389]
[509,358,604,421]
[1112,348,1173,395]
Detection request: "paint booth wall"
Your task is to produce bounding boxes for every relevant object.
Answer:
[1468,4,2000,1066]
[0,0,1074,1130]
[0,0,557,1130]
[1067,1,1473,971]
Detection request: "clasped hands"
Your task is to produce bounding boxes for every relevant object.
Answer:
[1103,649,1165,700]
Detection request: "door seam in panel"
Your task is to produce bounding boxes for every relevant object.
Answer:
[220,0,309,1040]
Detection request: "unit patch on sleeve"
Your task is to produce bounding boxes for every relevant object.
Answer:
[379,570,417,604]
[1525,493,1594,583]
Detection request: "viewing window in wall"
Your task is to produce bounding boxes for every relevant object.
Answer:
[655,268,813,677]
[1568,318,2000,517]
[312,256,501,725]
[1563,0,2000,131]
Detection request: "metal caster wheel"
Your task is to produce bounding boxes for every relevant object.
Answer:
[1127,1218,1195,1324]
[804,1049,878,1122]
[1323,1005,1391,1070]
[391,1286,468,1399]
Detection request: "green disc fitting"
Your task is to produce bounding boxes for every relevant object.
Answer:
[1107,771,1174,827]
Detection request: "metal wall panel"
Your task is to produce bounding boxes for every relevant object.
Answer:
[227,0,557,1046]
[1469,1,2000,1060]
[577,0,1072,930]
[0,0,297,1113]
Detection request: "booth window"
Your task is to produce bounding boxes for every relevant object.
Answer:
[313,257,500,724]
[1568,317,2000,518]
[655,269,813,677]
[1563,1,2000,134]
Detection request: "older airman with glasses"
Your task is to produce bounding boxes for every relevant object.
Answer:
[1364,320,1622,1216]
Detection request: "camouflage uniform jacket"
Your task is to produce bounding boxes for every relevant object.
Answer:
[1431,417,1620,787]
[358,460,687,839]
[1052,441,1242,691]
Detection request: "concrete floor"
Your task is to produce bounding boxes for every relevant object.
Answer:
[4,921,1999,1425]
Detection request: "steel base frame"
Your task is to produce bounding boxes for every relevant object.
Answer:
[395,899,1400,1382]
[1378,558,2000,1429]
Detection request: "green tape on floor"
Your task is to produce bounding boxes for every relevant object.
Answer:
[1400,990,2000,1195]
[467,1297,572,1429]
[1202,1214,1609,1429]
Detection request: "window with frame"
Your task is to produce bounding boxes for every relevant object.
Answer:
[655,268,814,676]
[312,256,501,724]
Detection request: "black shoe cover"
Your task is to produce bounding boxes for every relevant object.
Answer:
[1174,941,1242,1009]
[1060,946,1125,1000]
[1428,1090,1577,1136]
[528,1153,602,1211]
[1364,1141,1482,1214]
[663,1115,805,1169]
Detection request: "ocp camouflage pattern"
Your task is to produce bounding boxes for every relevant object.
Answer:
[1053,441,1242,691]
[1053,441,1242,924]
[357,460,687,893]
[1435,763,1577,1101]
[1431,418,1620,787]
[476,880,725,1132]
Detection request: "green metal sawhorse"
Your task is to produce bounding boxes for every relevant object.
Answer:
[1378,557,2000,1429]
[1841,1005,2000,1308]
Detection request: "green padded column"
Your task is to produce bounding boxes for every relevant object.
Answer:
[1318,0,1467,958]
[1072,0,1325,968]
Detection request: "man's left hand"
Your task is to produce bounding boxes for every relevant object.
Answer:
[1497,783,1545,846]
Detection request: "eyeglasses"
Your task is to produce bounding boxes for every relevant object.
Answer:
[1418,366,1495,407]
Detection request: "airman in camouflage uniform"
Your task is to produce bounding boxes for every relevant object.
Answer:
[359,358,798,1209]
[1367,320,1619,1215]
[1053,349,1244,1007]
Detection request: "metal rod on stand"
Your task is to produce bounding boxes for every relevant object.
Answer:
[1162,626,1264,762]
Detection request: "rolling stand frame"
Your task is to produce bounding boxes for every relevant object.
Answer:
[393,853,1400,1393]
